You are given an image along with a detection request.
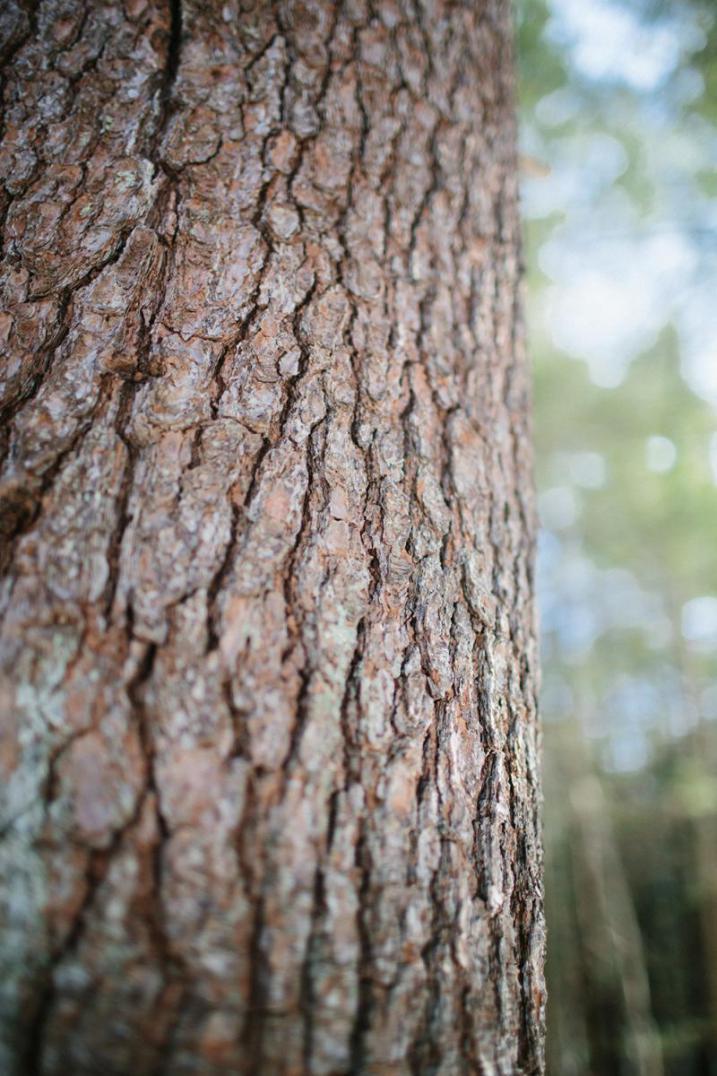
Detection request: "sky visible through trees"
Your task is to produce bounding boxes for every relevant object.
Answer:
[519,0,717,1071]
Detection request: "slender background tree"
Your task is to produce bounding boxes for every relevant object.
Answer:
[0,1,544,1072]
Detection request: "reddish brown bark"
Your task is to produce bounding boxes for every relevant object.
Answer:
[0,1,544,1072]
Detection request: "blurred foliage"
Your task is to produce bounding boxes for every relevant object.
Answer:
[517,0,717,1072]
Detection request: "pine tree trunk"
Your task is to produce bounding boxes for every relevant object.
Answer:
[0,1,544,1072]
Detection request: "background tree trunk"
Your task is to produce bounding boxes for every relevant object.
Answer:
[0,1,544,1072]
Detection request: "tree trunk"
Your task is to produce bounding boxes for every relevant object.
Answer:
[0,1,543,1072]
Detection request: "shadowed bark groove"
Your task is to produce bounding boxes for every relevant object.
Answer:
[0,0,545,1072]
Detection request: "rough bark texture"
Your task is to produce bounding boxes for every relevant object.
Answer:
[0,0,544,1072]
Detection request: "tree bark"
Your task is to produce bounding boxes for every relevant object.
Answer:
[0,1,544,1073]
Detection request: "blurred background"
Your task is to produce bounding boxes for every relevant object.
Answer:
[517,1,717,1073]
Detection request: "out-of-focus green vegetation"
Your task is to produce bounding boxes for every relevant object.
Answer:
[517,0,717,1072]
